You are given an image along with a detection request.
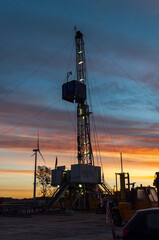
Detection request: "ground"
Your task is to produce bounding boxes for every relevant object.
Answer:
[0,212,122,240]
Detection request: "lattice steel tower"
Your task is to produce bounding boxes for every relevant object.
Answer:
[75,31,94,165]
[62,30,94,166]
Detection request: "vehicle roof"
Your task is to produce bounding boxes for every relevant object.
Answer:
[137,208,159,213]
[123,208,159,230]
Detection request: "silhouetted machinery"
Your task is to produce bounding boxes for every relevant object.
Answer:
[112,169,158,226]
[49,30,158,216]
[153,172,159,207]
[49,30,110,211]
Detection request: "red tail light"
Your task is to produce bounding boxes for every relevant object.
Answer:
[122,229,129,237]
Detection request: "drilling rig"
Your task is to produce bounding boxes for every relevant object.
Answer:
[63,30,94,166]
[49,29,113,211]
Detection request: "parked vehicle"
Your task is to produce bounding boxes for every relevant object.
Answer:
[122,208,159,240]
[112,168,158,226]
[112,185,158,226]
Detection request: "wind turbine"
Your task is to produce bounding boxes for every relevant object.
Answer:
[31,132,46,199]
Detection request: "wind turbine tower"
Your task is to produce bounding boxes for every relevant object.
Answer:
[32,133,45,199]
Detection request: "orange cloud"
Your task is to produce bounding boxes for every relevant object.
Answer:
[0,189,33,199]
[0,169,33,175]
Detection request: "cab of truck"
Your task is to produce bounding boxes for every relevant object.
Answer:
[112,173,158,226]
[133,186,158,209]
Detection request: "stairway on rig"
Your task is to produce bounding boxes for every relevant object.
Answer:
[48,184,69,210]
[99,179,114,196]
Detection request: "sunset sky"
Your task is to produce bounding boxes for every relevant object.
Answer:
[1,0,159,198]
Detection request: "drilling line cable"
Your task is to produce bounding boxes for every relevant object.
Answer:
[86,50,121,162]
[86,71,99,165]
[85,35,156,99]
[63,102,76,133]
[61,40,76,140]
[73,103,77,134]
[86,54,118,172]
[62,40,77,164]
[87,87,99,166]
[88,82,104,173]
[86,54,120,170]
[63,102,77,164]
[85,35,159,133]
[88,58,120,167]
[86,41,159,170]
[69,129,76,165]
[89,75,120,171]
[92,114,103,172]
[93,131,100,166]
[0,39,73,135]
[88,76,109,174]
[87,81,100,166]
[87,75,103,170]
[86,43,159,169]
[62,38,81,165]
[92,121,100,166]
[73,103,77,164]
[0,99,61,137]
[65,40,75,83]
[72,133,77,165]
[0,38,73,103]
[59,40,76,162]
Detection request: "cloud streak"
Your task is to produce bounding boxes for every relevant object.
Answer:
[0,99,158,158]
[0,169,33,175]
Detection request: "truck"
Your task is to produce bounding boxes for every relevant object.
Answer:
[112,171,158,226]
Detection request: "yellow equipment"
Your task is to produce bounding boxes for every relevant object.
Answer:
[112,172,158,226]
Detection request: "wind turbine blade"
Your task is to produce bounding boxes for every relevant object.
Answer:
[39,151,46,164]
[31,153,35,157]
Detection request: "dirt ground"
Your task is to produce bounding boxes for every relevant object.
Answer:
[0,212,122,240]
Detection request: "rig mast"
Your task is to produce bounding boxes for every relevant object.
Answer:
[62,30,94,165]
[75,30,94,165]
[50,30,105,210]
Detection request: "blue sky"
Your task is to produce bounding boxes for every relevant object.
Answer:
[1,0,159,197]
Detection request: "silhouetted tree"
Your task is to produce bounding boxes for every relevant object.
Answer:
[37,165,51,197]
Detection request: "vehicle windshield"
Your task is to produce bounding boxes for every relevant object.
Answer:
[137,189,147,201]
[147,212,159,229]
[147,188,158,202]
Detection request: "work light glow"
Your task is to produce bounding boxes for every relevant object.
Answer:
[80,78,84,82]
